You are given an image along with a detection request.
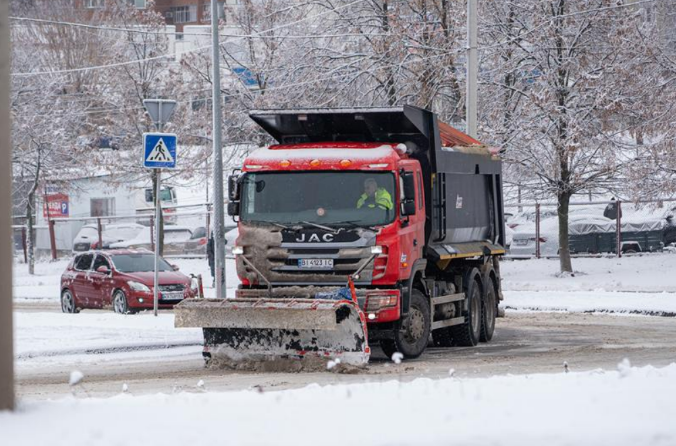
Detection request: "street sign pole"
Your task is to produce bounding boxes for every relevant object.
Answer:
[153,102,162,317]
[142,99,177,316]
[154,167,161,316]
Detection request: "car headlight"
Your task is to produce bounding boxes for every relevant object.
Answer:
[128,281,151,293]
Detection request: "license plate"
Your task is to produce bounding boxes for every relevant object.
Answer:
[298,259,333,269]
[514,239,529,246]
[162,292,184,301]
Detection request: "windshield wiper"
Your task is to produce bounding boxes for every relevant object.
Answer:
[331,220,378,231]
[300,221,339,233]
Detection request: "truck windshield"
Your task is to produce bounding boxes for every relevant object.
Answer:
[240,172,396,226]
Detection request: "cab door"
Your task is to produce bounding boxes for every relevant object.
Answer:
[398,164,426,277]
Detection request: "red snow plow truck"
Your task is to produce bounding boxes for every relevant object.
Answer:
[175,106,506,365]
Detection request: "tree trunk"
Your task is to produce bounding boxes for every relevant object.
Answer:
[25,190,35,275]
[557,190,572,273]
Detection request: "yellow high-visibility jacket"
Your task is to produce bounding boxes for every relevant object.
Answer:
[357,188,393,210]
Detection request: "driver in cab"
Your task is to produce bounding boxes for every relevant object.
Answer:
[357,178,393,211]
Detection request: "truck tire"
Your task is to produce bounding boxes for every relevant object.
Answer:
[480,276,497,342]
[381,289,431,360]
[448,269,481,347]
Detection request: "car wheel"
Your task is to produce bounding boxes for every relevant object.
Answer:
[61,289,79,314]
[112,290,132,314]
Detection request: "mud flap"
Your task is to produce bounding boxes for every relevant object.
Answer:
[175,298,371,365]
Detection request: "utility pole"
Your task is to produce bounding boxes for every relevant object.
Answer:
[0,0,15,411]
[211,0,226,299]
[466,0,478,138]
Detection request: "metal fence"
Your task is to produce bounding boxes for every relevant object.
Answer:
[12,202,220,261]
[505,198,676,259]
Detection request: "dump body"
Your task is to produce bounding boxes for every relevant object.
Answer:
[175,106,506,364]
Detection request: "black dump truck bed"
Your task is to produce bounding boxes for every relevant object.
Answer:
[249,105,506,262]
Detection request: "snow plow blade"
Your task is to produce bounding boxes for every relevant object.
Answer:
[174,298,370,366]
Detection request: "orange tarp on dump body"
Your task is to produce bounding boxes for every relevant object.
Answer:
[437,120,482,147]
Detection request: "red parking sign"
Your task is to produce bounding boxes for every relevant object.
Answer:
[43,193,69,218]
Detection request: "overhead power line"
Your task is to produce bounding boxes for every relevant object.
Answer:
[11,0,662,78]
[9,16,389,40]
[11,0,371,76]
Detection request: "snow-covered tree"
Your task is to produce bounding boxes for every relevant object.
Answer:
[480,0,657,272]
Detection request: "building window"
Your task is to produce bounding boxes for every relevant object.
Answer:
[170,5,198,24]
[90,198,115,217]
[129,0,147,8]
[85,0,105,8]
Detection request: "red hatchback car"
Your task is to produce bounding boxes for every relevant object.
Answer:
[60,249,197,314]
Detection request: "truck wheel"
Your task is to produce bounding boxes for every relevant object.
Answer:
[480,276,497,342]
[383,289,431,360]
[449,270,481,347]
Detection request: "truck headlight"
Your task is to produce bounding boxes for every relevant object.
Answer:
[128,281,151,293]
[370,246,383,255]
[365,293,398,311]
[232,246,244,255]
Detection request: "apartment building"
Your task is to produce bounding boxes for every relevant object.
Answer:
[82,0,240,32]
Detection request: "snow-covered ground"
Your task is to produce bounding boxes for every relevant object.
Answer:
[15,312,202,360]
[500,254,676,315]
[3,362,676,446]
[501,253,676,293]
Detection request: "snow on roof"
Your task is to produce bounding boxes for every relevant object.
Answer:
[246,143,398,162]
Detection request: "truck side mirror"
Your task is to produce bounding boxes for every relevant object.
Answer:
[402,171,416,201]
[401,200,416,217]
[228,175,240,201]
[227,201,240,216]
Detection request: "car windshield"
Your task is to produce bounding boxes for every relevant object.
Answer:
[78,227,98,239]
[240,172,396,226]
[110,254,173,272]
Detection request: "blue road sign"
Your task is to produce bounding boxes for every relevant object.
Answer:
[143,133,177,169]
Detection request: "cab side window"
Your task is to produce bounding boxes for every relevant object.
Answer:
[75,253,94,271]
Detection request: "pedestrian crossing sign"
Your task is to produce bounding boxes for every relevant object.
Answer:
[143,133,177,169]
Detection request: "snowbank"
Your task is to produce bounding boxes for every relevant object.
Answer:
[2,363,675,446]
[502,253,676,292]
[504,290,676,316]
[15,312,202,359]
